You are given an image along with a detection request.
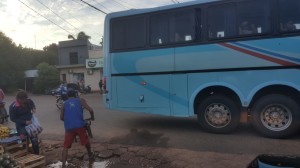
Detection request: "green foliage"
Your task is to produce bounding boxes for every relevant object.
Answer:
[0,31,59,92]
[43,43,58,65]
[0,32,24,91]
[68,31,91,40]
[33,63,60,93]
[77,31,91,40]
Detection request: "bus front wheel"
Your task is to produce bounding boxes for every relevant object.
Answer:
[251,94,300,138]
[197,95,240,134]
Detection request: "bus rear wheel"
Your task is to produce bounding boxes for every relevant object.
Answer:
[251,94,300,138]
[197,95,240,134]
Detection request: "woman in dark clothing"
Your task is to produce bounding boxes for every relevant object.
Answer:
[9,90,39,154]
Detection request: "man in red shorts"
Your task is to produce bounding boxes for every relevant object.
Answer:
[60,89,95,167]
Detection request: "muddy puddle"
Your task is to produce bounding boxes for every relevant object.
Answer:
[47,160,140,168]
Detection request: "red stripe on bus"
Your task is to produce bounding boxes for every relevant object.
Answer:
[220,43,298,66]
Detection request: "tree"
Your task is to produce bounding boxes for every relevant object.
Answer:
[0,31,59,92]
[68,34,75,40]
[99,36,103,46]
[67,31,91,40]
[77,31,91,40]
[0,32,23,91]
[33,62,60,93]
[43,43,58,65]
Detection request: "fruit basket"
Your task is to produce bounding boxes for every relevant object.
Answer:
[0,146,20,168]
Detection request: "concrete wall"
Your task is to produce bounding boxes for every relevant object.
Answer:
[88,49,103,59]
[60,67,102,91]
[58,39,103,92]
[58,45,89,65]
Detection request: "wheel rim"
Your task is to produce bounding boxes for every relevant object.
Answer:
[260,104,292,131]
[204,103,231,128]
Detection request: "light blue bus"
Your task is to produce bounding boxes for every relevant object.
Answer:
[103,0,300,138]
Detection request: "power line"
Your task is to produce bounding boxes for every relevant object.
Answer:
[17,0,75,36]
[113,0,136,8]
[9,9,61,49]
[171,0,180,4]
[36,0,81,34]
[90,0,112,12]
[51,0,103,37]
[110,0,130,9]
[79,0,107,14]
[38,0,104,39]
[97,0,129,10]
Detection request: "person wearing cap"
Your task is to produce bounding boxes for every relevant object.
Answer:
[60,88,95,167]
[9,90,39,154]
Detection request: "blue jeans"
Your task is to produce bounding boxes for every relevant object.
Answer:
[18,127,39,154]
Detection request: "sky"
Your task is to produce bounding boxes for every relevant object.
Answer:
[0,0,193,50]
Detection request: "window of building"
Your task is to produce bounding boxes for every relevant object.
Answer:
[237,0,271,36]
[62,74,66,82]
[279,0,300,33]
[69,52,78,65]
[111,16,146,50]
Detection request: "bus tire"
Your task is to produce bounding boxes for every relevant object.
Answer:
[251,94,300,138]
[197,95,240,134]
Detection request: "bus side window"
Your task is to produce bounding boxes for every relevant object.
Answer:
[170,10,195,43]
[238,21,257,35]
[237,0,271,36]
[207,3,236,40]
[279,0,300,33]
[150,13,169,46]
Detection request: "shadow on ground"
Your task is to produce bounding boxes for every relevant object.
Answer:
[109,128,169,147]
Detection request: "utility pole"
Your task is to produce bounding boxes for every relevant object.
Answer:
[34,35,36,49]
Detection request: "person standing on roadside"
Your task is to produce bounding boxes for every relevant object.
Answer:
[60,88,95,168]
[0,87,9,121]
[0,88,5,102]
[9,90,39,154]
[98,80,103,94]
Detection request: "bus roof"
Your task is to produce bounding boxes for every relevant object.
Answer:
[105,0,220,20]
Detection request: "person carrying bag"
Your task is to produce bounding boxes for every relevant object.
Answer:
[9,90,40,154]
[25,114,43,137]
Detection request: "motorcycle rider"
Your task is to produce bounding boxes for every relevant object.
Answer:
[59,82,68,101]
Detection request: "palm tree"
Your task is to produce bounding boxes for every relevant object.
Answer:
[77,32,91,40]
[68,34,75,40]
[67,31,91,40]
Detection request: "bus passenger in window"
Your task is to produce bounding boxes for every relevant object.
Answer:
[281,21,296,31]
[239,21,256,35]
[175,33,183,42]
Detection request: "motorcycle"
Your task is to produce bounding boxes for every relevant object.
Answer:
[81,85,91,94]
[0,101,9,124]
[55,94,64,110]
[54,90,79,110]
